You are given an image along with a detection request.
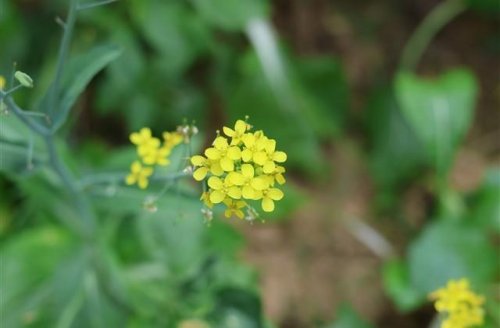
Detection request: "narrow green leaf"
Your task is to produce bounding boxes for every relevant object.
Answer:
[52,44,121,131]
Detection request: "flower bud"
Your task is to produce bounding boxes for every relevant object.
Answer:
[15,71,34,88]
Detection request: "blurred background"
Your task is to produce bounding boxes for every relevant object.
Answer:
[1,0,499,327]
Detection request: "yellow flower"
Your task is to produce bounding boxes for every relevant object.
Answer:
[130,128,161,157]
[142,146,172,166]
[163,131,183,148]
[207,176,242,203]
[126,161,153,189]
[429,278,485,328]
[223,119,250,145]
[223,198,246,219]
[190,155,223,181]
[257,187,284,212]
[253,139,287,174]
[241,131,267,162]
[204,136,241,171]
[127,127,182,190]
[191,118,287,220]
[0,75,5,90]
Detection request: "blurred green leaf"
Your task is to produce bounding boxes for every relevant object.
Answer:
[51,44,121,130]
[469,168,500,233]
[367,86,427,193]
[467,0,500,14]
[225,51,324,174]
[395,69,478,175]
[0,226,75,327]
[408,220,496,297]
[210,287,264,328]
[382,259,423,312]
[293,56,349,138]
[326,303,374,328]
[192,0,268,31]
[130,1,210,77]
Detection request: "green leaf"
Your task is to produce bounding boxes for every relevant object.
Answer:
[293,56,349,138]
[129,1,209,78]
[192,0,268,31]
[469,168,500,233]
[224,51,324,174]
[210,287,264,328]
[51,44,121,130]
[326,303,374,328]
[408,220,496,297]
[395,69,478,175]
[382,259,423,312]
[367,86,427,192]
[0,226,75,327]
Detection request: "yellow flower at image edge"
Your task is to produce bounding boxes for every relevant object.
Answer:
[429,278,485,328]
[126,161,153,189]
[0,75,5,90]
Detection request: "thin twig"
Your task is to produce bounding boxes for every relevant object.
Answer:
[399,0,467,72]
[77,0,118,11]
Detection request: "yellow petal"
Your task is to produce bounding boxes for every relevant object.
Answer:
[251,177,269,190]
[224,209,232,218]
[210,161,224,176]
[213,136,228,149]
[273,151,287,163]
[220,157,234,172]
[241,149,252,162]
[140,127,152,138]
[193,167,209,181]
[267,188,284,200]
[209,190,225,203]
[125,174,136,185]
[191,155,207,166]
[227,186,242,199]
[262,197,274,212]
[242,134,255,148]
[263,161,275,174]
[241,164,254,178]
[138,178,149,189]
[235,209,244,219]
[208,176,224,190]
[276,174,286,185]
[130,133,141,144]
[223,126,235,137]
[235,120,247,133]
[227,147,241,160]
[253,151,267,165]
[205,148,220,160]
[131,161,142,173]
[227,172,244,186]
[242,185,255,199]
[265,139,276,153]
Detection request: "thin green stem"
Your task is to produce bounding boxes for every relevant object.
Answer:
[47,0,79,119]
[0,90,50,136]
[45,135,96,237]
[77,0,118,11]
[399,0,467,72]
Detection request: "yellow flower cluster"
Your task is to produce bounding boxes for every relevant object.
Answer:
[191,119,287,219]
[126,127,183,189]
[429,278,485,328]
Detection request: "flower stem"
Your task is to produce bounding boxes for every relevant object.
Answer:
[399,0,467,72]
[47,0,79,120]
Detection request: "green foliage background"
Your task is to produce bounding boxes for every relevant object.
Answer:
[0,0,498,327]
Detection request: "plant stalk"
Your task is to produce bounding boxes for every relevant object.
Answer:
[399,0,467,72]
